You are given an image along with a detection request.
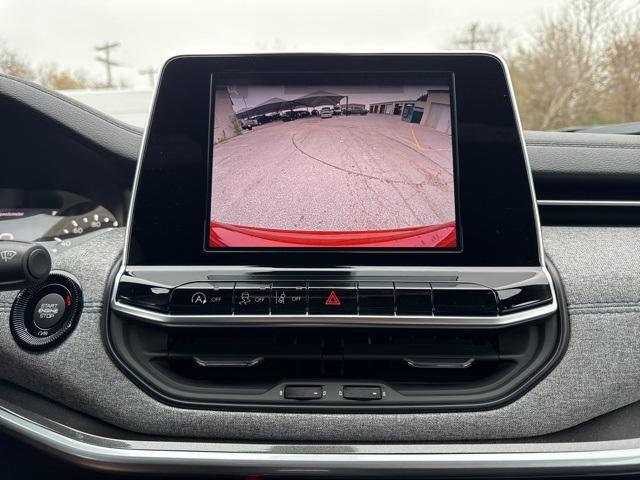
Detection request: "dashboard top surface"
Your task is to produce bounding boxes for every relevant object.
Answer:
[3,70,640,212]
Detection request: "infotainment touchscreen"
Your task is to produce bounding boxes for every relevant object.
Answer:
[126,54,540,267]
[209,83,457,249]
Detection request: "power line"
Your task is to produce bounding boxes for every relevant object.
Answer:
[95,42,120,88]
[139,66,157,87]
[456,23,490,50]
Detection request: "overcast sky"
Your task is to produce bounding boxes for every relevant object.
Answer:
[0,0,560,88]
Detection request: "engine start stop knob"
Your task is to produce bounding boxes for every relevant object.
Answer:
[10,272,83,351]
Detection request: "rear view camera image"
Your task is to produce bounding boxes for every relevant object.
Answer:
[209,83,457,248]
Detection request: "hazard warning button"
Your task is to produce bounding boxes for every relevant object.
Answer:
[308,282,357,315]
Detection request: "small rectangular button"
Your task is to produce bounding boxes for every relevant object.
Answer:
[497,284,553,313]
[343,386,382,400]
[118,281,170,312]
[432,283,498,316]
[170,282,234,314]
[271,282,307,315]
[395,282,432,315]
[358,282,394,315]
[284,385,323,400]
[234,283,271,314]
[308,282,357,315]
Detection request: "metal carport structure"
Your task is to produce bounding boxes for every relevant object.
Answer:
[236,91,347,118]
[236,97,298,119]
[292,90,346,108]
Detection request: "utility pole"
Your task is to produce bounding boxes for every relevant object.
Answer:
[139,67,157,87]
[456,23,489,50]
[95,42,120,88]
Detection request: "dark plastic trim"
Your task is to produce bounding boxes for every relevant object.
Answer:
[0,73,142,159]
[102,256,569,413]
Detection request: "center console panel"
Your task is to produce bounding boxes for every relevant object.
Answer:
[107,54,566,412]
[109,265,564,411]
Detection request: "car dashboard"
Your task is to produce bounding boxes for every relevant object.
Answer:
[1,55,640,480]
[0,189,118,246]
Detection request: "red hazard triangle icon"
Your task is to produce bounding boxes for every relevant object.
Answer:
[325,290,342,306]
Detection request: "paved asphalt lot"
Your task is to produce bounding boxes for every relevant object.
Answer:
[210,114,455,231]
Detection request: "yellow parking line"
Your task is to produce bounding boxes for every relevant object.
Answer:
[397,132,448,152]
[409,125,451,152]
[410,125,424,150]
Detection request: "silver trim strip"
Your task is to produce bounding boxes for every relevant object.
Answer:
[110,264,558,326]
[495,52,548,268]
[3,401,640,475]
[121,264,549,273]
[404,357,475,369]
[119,53,163,268]
[538,199,640,207]
[193,356,264,367]
[111,296,557,327]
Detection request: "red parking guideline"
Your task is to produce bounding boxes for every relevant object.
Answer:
[208,220,457,248]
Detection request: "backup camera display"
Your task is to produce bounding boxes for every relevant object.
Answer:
[209,84,457,248]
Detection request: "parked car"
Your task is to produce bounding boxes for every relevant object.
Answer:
[343,104,368,115]
[255,114,278,125]
[320,106,333,118]
[291,110,310,119]
[240,118,258,130]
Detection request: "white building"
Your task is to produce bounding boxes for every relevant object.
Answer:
[414,91,451,134]
[369,89,452,135]
[369,100,415,116]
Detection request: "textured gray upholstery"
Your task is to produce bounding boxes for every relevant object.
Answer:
[0,226,639,441]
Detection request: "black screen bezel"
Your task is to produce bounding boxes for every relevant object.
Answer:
[205,71,461,253]
[127,54,541,267]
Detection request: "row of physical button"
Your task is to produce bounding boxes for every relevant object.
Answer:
[170,282,498,316]
[284,385,382,401]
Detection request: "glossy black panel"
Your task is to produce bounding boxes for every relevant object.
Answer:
[117,279,169,312]
[395,282,433,316]
[128,54,539,267]
[432,284,498,316]
[358,282,395,316]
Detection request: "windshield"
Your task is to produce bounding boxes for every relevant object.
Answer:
[1,0,638,130]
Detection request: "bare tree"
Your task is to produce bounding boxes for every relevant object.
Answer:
[1,41,102,90]
[510,0,633,130]
[0,42,36,80]
[37,63,96,90]
[604,16,640,122]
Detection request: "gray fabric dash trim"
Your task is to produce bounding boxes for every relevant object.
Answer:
[0,226,637,442]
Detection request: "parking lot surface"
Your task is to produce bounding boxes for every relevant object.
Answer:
[211,114,455,231]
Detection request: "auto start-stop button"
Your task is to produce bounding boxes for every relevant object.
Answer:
[10,272,83,351]
[32,292,67,330]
